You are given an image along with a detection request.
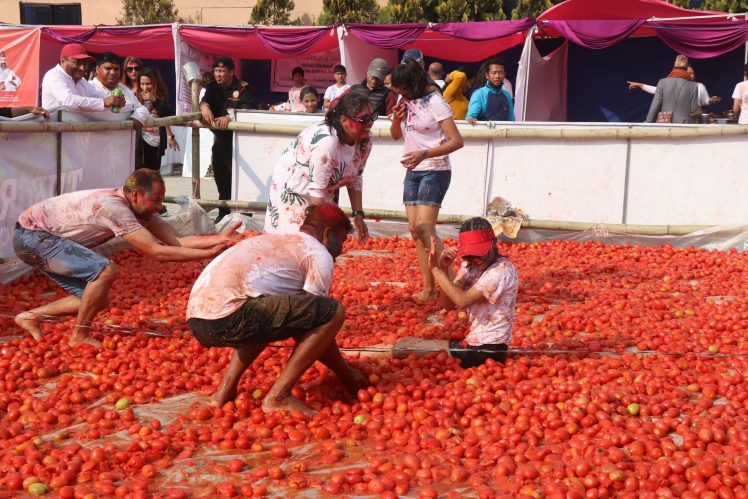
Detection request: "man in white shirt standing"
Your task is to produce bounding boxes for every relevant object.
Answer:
[90,52,149,127]
[0,51,21,91]
[41,43,125,112]
[732,64,748,125]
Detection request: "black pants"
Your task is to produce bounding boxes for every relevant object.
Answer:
[140,142,161,170]
[449,341,508,368]
[212,133,233,217]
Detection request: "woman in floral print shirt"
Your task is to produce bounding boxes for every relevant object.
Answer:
[264,92,374,241]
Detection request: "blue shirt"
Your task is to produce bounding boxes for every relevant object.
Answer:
[466,81,515,122]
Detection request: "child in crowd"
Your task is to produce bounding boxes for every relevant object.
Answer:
[300,86,321,113]
[394,217,518,367]
[288,66,306,112]
[323,64,350,110]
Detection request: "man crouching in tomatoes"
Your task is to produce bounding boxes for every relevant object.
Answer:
[395,216,518,367]
[186,203,368,416]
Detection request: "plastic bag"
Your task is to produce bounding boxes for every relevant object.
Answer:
[486,197,528,239]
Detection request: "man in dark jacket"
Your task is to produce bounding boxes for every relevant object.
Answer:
[199,56,255,222]
[349,58,395,116]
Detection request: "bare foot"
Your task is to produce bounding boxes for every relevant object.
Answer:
[68,334,102,348]
[411,290,436,303]
[14,312,43,341]
[341,368,369,396]
[210,385,237,408]
[262,395,315,417]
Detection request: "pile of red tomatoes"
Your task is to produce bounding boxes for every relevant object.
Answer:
[0,235,747,498]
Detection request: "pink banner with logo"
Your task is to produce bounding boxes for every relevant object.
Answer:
[0,28,41,107]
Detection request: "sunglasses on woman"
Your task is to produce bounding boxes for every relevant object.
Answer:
[347,112,378,125]
[126,67,141,73]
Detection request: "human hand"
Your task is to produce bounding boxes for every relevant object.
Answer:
[445,73,453,85]
[342,367,369,395]
[169,136,180,150]
[214,115,230,130]
[140,91,153,103]
[401,149,428,170]
[627,81,642,90]
[439,246,457,271]
[30,107,50,120]
[200,105,214,126]
[353,215,369,244]
[391,101,406,122]
[130,118,144,131]
[427,236,439,271]
[467,118,477,125]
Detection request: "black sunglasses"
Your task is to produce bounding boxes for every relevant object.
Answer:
[347,112,378,124]
[126,67,141,72]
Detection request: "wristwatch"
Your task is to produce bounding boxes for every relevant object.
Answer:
[351,210,365,217]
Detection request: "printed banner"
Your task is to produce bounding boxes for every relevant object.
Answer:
[0,28,41,107]
[175,37,214,115]
[270,49,343,93]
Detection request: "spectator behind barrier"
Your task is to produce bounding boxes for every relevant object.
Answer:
[137,67,179,170]
[41,43,125,113]
[90,52,148,130]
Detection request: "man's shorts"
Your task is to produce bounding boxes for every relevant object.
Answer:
[12,224,110,299]
[449,341,508,368]
[187,294,340,349]
[403,169,451,207]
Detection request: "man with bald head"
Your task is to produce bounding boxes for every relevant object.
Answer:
[428,62,446,89]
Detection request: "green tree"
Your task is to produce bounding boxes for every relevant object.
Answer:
[511,0,552,19]
[436,0,507,22]
[700,0,748,11]
[664,0,691,7]
[380,0,441,23]
[318,0,380,24]
[117,0,180,24]
[249,0,296,25]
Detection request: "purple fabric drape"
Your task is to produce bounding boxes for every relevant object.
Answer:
[649,21,748,58]
[432,18,535,41]
[542,20,645,49]
[256,27,331,56]
[40,27,96,44]
[346,23,426,49]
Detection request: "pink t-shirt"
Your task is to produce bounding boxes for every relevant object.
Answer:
[18,188,148,248]
[187,232,334,320]
[455,257,518,346]
[400,91,453,172]
[288,86,306,112]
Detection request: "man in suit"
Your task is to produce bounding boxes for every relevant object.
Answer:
[646,55,699,124]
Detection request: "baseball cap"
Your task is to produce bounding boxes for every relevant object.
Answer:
[401,48,424,64]
[456,228,496,258]
[367,58,389,81]
[60,43,93,61]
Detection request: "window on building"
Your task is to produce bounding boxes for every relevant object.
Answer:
[20,3,82,25]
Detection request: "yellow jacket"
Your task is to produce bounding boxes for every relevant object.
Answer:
[444,70,468,120]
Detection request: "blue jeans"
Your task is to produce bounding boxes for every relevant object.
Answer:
[12,224,110,298]
[403,169,451,207]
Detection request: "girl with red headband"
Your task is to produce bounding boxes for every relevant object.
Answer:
[428,217,518,366]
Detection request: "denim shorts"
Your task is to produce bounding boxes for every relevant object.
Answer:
[403,169,451,207]
[188,294,339,349]
[12,224,110,299]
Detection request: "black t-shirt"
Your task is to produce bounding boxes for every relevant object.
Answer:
[200,78,255,117]
[350,80,392,116]
[0,107,12,118]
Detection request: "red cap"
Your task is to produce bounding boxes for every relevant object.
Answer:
[456,228,496,257]
[60,43,92,61]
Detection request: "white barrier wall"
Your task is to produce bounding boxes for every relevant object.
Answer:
[231,112,748,226]
[0,110,136,261]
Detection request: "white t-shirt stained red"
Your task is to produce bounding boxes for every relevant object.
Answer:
[399,91,454,172]
[186,232,334,320]
[18,188,150,248]
[455,257,519,346]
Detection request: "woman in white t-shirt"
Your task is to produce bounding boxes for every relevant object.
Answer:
[732,64,748,125]
[389,59,464,302]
